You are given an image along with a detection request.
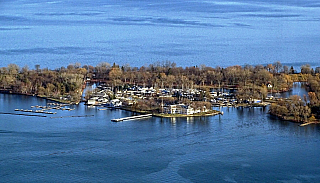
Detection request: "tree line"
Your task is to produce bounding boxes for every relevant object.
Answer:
[0,61,316,98]
[1,61,320,122]
[86,61,298,92]
[0,64,85,103]
[269,72,320,123]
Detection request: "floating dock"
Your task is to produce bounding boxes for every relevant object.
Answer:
[111,114,152,122]
[50,115,94,119]
[0,112,47,117]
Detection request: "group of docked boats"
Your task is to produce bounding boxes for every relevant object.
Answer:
[14,103,74,114]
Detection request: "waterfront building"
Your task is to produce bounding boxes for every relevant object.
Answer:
[164,104,207,115]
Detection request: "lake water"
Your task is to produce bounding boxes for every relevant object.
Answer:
[1,0,320,181]
[1,0,320,69]
[1,84,320,182]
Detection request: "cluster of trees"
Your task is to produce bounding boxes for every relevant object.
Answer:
[269,95,311,122]
[0,64,85,103]
[306,74,320,120]
[269,71,320,123]
[85,61,296,94]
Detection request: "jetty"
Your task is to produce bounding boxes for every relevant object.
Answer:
[111,114,152,122]
[300,122,319,127]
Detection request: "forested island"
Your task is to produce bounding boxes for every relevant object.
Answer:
[0,61,320,124]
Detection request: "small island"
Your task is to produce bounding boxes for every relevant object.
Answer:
[0,61,320,124]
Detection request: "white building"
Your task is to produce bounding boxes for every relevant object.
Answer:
[108,99,122,107]
[87,99,96,105]
[181,105,195,115]
[164,104,198,115]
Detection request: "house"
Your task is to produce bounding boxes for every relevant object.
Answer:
[181,105,195,115]
[164,104,198,115]
[108,99,122,108]
[164,104,182,114]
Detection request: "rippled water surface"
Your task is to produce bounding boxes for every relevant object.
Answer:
[1,93,320,182]
[1,0,320,68]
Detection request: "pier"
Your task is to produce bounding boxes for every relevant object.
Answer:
[0,112,47,117]
[300,122,319,127]
[111,114,152,122]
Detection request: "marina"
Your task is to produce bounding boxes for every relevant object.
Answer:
[12,103,75,116]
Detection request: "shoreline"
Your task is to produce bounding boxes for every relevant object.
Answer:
[2,91,319,125]
[152,110,222,118]
[119,106,222,118]
[269,113,319,126]
[0,91,80,105]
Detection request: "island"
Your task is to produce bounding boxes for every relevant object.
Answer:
[0,61,320,124]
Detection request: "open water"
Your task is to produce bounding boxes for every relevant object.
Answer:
[1,84,320,182]
[1,0,320,69]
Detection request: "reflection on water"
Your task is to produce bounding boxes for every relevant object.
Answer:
[280,82,309,98]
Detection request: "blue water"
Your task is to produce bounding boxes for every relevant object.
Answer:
[1,1,320,182]
[1,0,320,69]
[1,85,320,182]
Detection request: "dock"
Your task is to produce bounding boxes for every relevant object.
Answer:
[50,115,94,119]
[300,122,319,127]
[0,112,47,117]
[111,114,152,122]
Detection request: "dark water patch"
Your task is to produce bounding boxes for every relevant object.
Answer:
[0,27,30,31]
[112,17,223,27]
[304,3,320,7]
[178,159,320,182]
[0,15,28,22]
[242,13,301,18]
[233,0,320,8]
[0,47,85,55]
[0,130,14,134]
[233,23,251,27]
[150,50,196,57]
[129,0,273,14]
[35,12,103,16]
